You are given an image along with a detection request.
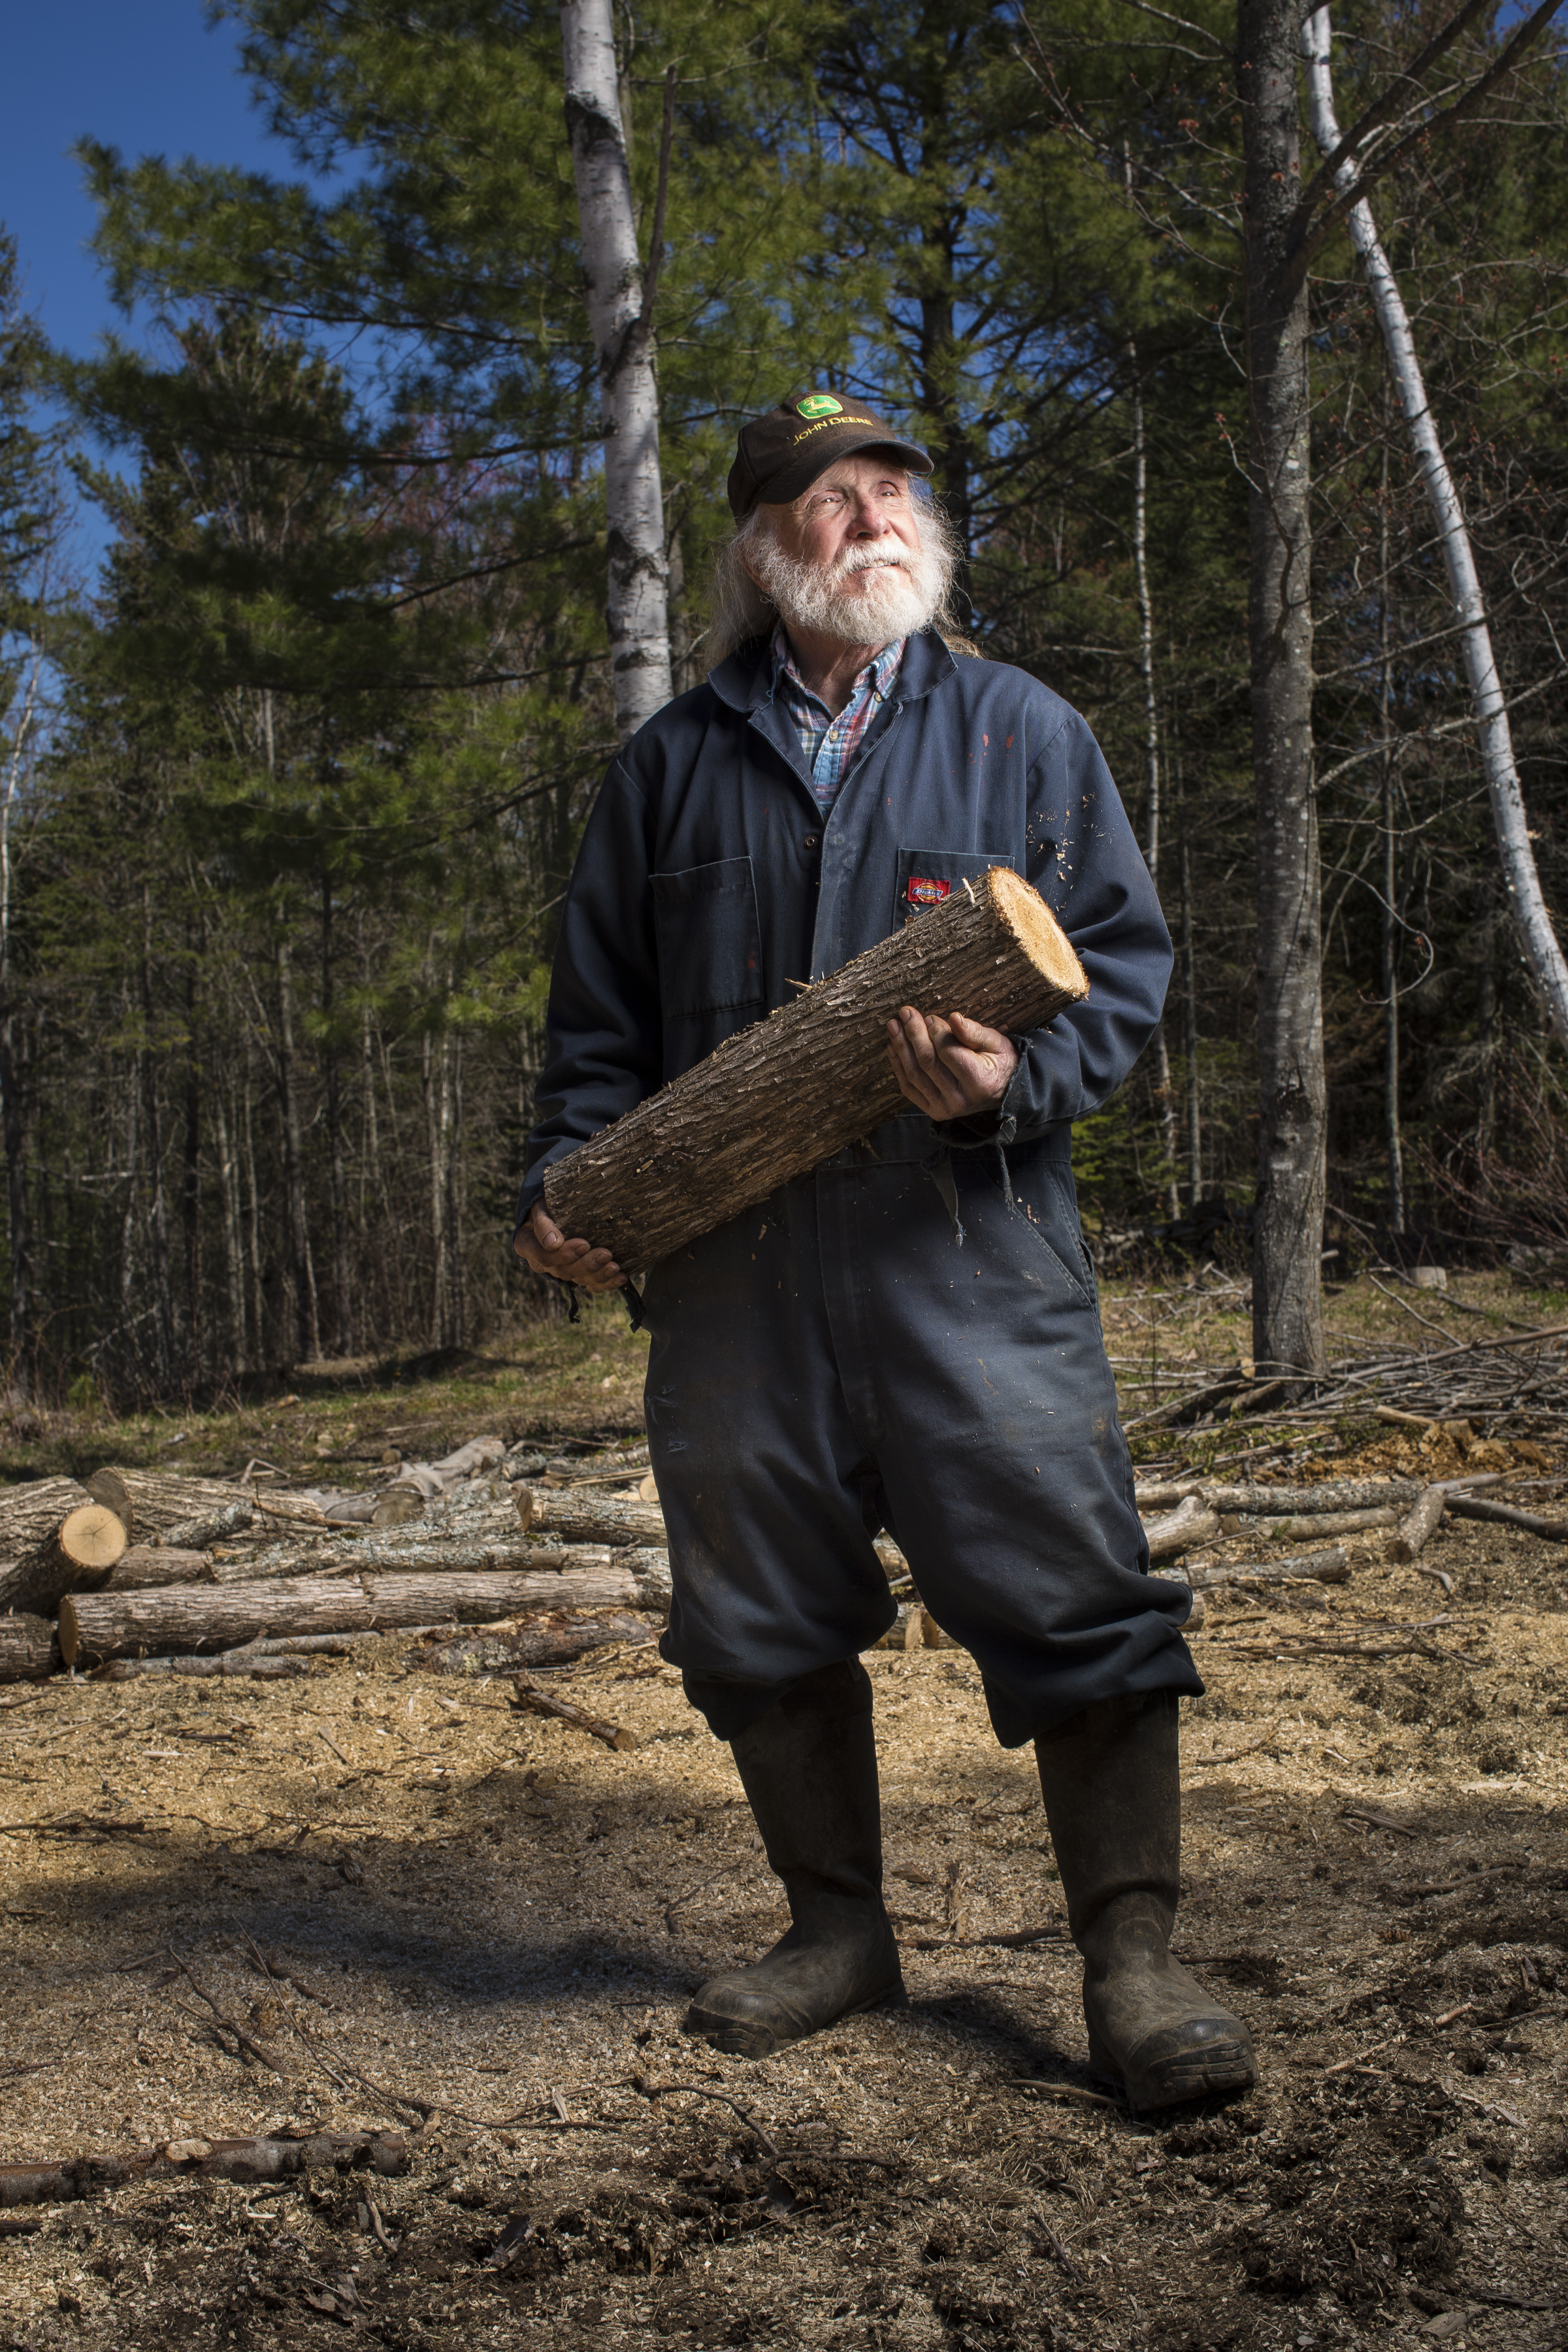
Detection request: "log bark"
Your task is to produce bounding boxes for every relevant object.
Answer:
[0,1477,93,1551]
[1132,1480,1209,1510]
[416,1610,659,1675]
[93,1468,252,1543]
[59,1560,666,1665]
[545,865,1088,1273]
[1142,1498,1222,1561]
[1188,1546,1349,1590]
[1389,1486,1445,1562]
[165,1501,254,1548]
[220,1531,613,1582]
[106,1546,214,1592]
[1226,1507,1396,1542]
[94,1652,309,1682]
[517,1488,666,1546]
[0,1505,127,1618]
[0,1613,59,1682]
[1201,1477,1424,1514]
[84,1469,135,1540]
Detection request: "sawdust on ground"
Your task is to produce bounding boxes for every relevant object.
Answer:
[2,1485,1567,2351]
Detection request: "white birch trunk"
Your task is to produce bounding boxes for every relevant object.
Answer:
[1303,6,1568,1049]
[561,0,672,741]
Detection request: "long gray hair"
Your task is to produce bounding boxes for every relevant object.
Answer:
[705,488,975,664]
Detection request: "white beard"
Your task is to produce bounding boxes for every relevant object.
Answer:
[749,528,947,647]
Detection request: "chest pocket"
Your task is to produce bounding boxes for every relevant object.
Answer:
[893,847,1017,934]
[651,857,766,1020]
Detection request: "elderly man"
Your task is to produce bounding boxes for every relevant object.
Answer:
[515,395,1254,2111]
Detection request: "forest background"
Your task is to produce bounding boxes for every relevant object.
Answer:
[0,0,1565,1404]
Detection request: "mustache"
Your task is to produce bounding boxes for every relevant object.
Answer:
[833,544,913,576]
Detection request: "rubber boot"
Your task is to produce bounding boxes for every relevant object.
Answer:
[1034,1690,1256,2110]
[684,1659,905,2059]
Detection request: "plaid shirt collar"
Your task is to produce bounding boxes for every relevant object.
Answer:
[770,623,906,812]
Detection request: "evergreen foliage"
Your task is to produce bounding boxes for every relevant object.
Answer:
[0,0,1561,1397]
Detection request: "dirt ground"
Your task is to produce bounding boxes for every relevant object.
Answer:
[3,1487,1567,2351]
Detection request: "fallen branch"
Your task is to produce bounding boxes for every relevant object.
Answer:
[1142,1496,1221,1560]
[510,1671,638,1752]
[1445,1494,1568,1542]
[1188,1547,1349,1592]
[1389,1486,1445,1563]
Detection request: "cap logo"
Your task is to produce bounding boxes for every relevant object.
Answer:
[796,393,843,419]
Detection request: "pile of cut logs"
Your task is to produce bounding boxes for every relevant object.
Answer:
[0,1450,1537,1685]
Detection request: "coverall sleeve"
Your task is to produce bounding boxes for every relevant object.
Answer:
[991,709,1172,1143]
[515,759,661,1231]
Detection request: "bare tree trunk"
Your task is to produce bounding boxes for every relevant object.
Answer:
[274,935,319,1363]
[0,1007,29,1387]
[182,948,202,1378]
[241,1075,267,1365]
[1241,0,1326,1380]
[1129,353,1180,1218]
[1377,442,1405,1235]
[1179,821,1202,1212]
[320,879,353,1357]
[214,1089,247,1375]
[1303,4,1568,1051]
[561,0,672,741]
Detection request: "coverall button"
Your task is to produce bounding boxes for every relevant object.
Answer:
[803,834,819,849]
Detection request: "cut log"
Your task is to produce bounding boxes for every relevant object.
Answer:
[1141,1497,1221,1561]
[94,1652,310,1682]
[544,864,1088,1273]
[1389,1486,1446,1563]
[1187,1546,1350,1591]
[91,1467,250,1542]
[517,1487,665,1547]
[107,1546,214,1592]
[219,1531,610,1582]
[1132,1480,1208,1511]
[0,1495,128,1619]
[0,1614,60,1682]
[163,1501,253,1548]
[415,1610,659,1675]
[84,1469,135,1541]
[59,1557,670,1665]
[1224,1507,1397,1542]
[1201,1478,1424,1514]
[0,1478,95,1554]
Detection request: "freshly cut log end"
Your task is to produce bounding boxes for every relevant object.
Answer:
[544,863,1088,1273]
[57,1505,127,1580]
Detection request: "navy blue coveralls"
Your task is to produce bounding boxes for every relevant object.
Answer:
[518,629,1203,1746]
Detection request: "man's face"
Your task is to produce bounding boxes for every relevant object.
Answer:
[743,452,943,647]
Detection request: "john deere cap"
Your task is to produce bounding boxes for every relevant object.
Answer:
[727,393,932,519]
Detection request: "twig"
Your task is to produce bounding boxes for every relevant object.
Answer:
[168,1950,290,2076]
[1369,1273,1462,1347]
[1324,2033,1404,2076]
[631,2074,780,2157]
[662,1857,749,1933]
[1028,2208,1081,2278]
[1013,2080,1123,2110]
[511,1673,638,1752]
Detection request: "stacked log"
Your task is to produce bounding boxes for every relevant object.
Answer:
[59,1551,672,1666]
[0,1479,127,1617]
[0,1614,59,1680]
[517,1488,664,1546]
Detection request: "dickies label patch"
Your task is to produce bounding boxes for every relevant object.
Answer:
[906,875,951,909]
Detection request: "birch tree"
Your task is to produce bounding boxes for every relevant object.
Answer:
[1303,2,1568,1054]
[561,0,673,740]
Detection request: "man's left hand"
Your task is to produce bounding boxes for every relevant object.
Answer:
[886,1007,1019,1122]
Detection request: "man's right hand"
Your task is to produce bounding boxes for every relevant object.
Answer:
[514,1201,626,1292]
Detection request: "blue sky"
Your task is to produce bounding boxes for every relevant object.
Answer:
[2,1,295,576]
